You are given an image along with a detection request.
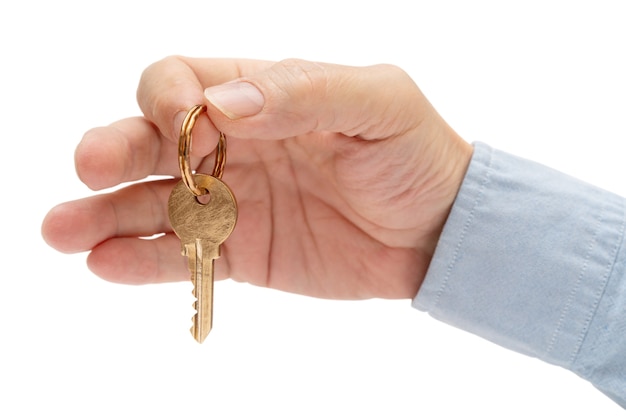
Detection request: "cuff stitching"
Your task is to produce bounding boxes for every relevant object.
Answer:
[571,197,626,366]
[432,145,494,308]
[545,199,604,360]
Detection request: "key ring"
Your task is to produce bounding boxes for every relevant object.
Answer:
[178,104,226,196]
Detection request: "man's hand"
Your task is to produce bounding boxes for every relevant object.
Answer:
[42,57,472,300]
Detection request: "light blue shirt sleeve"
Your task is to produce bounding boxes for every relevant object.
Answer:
[414,142,626,408]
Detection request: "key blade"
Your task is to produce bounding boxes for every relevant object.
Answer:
[186,239,216,343]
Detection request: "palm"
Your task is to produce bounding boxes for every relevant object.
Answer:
[195,129,447,299]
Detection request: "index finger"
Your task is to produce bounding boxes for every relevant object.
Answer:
[75,57,276,190]
[137,56,274,155]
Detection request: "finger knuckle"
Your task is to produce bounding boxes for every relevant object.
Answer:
[271,58,329,101]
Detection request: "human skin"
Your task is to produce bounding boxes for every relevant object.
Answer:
[41,57,473,300]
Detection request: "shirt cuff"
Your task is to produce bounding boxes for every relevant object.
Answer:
[413,142,626,406]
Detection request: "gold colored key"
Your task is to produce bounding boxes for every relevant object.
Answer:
[168,175,237,342]
[168,104,237,343]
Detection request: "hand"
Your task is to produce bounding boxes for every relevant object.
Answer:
[41,57,472,300]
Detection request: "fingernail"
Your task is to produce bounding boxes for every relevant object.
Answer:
[204,81,265,119]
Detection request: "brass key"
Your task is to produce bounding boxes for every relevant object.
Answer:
[168,174,237,342]
[168,104,237,343]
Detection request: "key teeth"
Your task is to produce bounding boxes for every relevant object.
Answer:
[185,245,215,344]
[190,316,211,343]
[190,294,210,343]
[190,314,198,342]
[190,288,200,342]
[190,312,201,343]
[191,284,199,315]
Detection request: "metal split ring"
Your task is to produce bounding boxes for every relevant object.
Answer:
[178,104,226,196]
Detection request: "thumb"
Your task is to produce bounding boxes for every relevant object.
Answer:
[203,59,433,141]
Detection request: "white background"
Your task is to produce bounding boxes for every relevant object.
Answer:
[1,1,625,415]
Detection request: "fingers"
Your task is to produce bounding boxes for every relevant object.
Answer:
[86,234,186,284]
[136,55,216,151]
[136,56,272,156]
[86,233,233,285]
[138,56,432,146]
[203,59,432,141]
[41,179,175,254]
[78,57,432,191]
[75,117,178,190]
[75,57,273,190]
[41,178,235,284]
[76,56,216,191]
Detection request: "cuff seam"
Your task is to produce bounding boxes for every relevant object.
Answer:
[570,197,626,367]
[431,143,494,309]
